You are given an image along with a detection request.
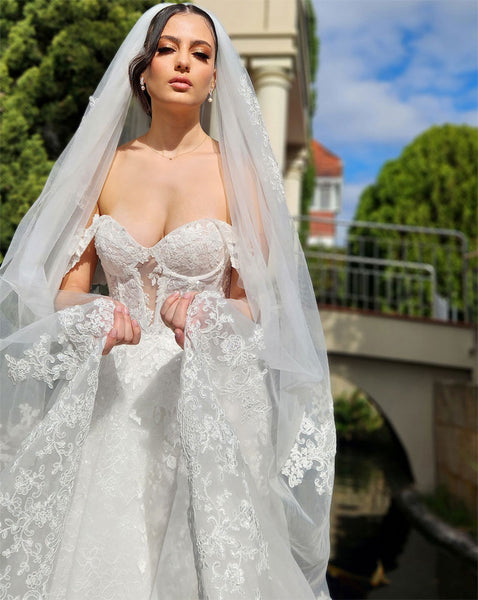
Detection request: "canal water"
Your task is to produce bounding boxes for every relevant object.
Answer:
[327,442,477,599]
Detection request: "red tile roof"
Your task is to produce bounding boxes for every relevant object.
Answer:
[311,140,343,177]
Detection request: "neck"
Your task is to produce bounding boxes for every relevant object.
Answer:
[144,104,204,153]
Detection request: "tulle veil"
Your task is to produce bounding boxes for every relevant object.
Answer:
[0,3,335,598]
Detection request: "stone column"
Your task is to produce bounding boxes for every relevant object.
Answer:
[250,58,293,172]
[284,147,308,219]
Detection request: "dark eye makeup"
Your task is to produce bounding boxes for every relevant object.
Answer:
[156,46,210,61]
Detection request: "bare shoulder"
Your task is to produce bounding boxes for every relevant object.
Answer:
[113,138,146,167]
[99,139,145,210]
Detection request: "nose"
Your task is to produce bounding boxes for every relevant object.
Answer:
[175,52,190,73]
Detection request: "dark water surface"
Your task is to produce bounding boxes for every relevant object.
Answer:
[327,443,477,599]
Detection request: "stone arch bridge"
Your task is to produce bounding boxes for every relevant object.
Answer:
[320,307,476,492]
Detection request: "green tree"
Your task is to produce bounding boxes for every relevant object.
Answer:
[334,389,384,443]
[0,0,182,259]
[351,124,478,320]
[300,0,320,243]
[355,124,477,238]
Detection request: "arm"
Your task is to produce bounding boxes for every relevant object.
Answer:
[59,208,141,355]
[227,267,252,319]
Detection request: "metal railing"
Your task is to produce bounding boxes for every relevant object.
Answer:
[296,216,475,322]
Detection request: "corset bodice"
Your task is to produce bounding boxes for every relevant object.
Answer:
[71,215,237,330]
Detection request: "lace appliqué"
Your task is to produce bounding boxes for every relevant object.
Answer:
[71,215,238,330]
[218,330,268,422]
[0,299,114,599]
[280,380,336,496]
[180,292,271,599]
[5,299,113,389]
[66,216,101,273]
[238,73,285,199]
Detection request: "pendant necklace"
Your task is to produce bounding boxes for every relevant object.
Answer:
[142,134,208,160]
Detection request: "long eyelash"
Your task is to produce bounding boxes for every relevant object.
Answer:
[156,47,209,60]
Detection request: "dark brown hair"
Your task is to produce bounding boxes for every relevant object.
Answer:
[129,4,218,115]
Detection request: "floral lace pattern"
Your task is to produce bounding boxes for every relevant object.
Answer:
[1,215,334,599]
[0,299,114,600]
[238,73,285,199]
[67,215,237,330]
[280,382,336,496]
[180,292,271,599]
[5,300,113,389]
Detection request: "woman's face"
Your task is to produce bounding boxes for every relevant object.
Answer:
[143,13,216,110]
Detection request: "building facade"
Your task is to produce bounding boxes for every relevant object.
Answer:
[199,0,312,217]
[308,139,343,246]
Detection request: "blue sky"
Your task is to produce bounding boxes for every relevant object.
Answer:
[311,0,478,222]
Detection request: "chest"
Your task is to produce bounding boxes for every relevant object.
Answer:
[93,215,233,279]
[100,155,228,248]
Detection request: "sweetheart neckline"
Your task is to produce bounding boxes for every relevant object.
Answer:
[95,214,232,251]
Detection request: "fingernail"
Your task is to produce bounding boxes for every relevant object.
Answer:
[124,306,130,314]
[172,291,180,297]
[182,292,191,299]
[115,305,122,312]
[132,319,138,327]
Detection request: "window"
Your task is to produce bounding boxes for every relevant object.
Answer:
[312,178,342,212]
[320,183,333,210]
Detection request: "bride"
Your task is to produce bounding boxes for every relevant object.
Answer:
[0,4,335,600]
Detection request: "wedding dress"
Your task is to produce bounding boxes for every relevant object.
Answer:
[0,5,335,599]
[2,215,328,599]
[45,215,323,599]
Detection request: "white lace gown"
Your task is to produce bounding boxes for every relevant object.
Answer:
[36,215,325,600]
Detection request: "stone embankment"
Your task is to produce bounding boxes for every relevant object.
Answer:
[395,486,477,566]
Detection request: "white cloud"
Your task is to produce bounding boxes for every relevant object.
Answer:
[314,67,428,143]
[312,0,478,147]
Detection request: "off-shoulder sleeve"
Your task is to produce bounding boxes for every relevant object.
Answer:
[217,222,239,270]
[65,214,101,274]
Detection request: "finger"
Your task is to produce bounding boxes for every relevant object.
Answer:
[160,291,180,320]
[122,306,134,344]
[174,328,185,349]
[171,292,195,330]
[131,319,141,345]
[162,296,182,329]
[114,304,125,343]
[102,328,117,355]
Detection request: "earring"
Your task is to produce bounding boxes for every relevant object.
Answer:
[207,89,213,103]
[140,77,146,91]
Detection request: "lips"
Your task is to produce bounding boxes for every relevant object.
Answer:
[169,76,192,90]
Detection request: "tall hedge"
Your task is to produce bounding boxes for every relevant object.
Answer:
[0,0,175,258]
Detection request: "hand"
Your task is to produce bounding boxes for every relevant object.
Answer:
[102,301,141,355]
[160,291,197,349]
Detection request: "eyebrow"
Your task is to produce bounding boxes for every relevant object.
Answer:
[159,35,213,50]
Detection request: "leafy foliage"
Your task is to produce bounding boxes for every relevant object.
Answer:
[351,124,478,320]
[1,0,318,259]
[423,485,477,538]
[304,0,319,119]
[355,125,477,239]
[334,389,384,442]
[300,0,320,230]
[0,0,180,258]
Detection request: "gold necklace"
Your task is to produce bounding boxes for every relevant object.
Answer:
[141,134,208,161]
